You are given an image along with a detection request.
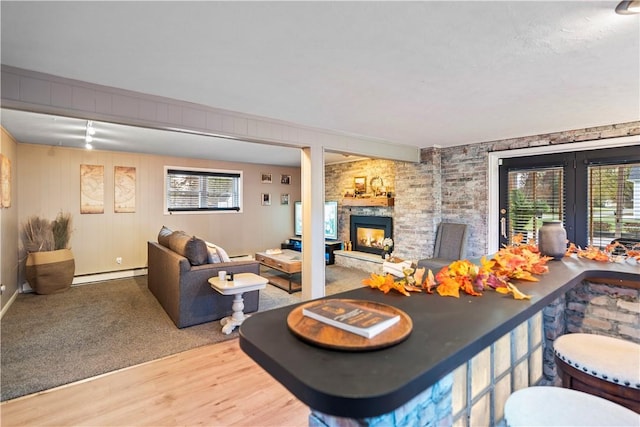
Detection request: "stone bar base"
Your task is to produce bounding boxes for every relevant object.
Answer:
[307,312,544,427]
[451,312,544,426]
[309,373,454,427]
[334,250,384,274]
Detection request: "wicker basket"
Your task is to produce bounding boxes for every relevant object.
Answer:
[25,249,75,294]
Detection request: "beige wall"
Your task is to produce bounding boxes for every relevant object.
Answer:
[1,128,19,311]
[16,140,300,280]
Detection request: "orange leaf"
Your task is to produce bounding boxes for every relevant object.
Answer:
[436,277,460,298]
[404,284,423,293]
[423,269,437,294]
[461,282,482,296]
[509,271,539,282]
[362,273,386,289]
[507,282,532,300]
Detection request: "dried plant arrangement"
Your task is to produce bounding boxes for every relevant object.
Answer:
[21,216,54,253]
[51,211,72,250]
[21,211,73,253]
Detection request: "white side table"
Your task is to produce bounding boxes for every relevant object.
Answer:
[208,273,268,334]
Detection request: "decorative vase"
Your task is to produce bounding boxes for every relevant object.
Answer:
[537,221,567,260]
[25,249,75,294]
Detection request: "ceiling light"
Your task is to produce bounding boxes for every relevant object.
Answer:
[616,1,640,14]
[85,120,95,148]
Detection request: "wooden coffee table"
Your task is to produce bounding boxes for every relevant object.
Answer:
[255,249,303,293]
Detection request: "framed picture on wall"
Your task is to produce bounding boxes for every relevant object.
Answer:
[281,193,289,205]
[114,166,136,213]
[0,154,11,208]
[80,164,105,214]
[261,173,272,184]
[354,176,366,194]
[262,193,271,206]
[281,174,291,185]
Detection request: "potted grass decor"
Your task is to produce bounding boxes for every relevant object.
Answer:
[21,211,75,294]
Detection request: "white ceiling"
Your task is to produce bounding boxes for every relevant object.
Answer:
[1,1,639,166]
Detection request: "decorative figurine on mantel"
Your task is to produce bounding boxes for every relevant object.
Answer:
[370,176,383,196]
[381,237,393,259]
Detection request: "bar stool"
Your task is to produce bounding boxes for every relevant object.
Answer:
[553,333,640,412]
[505,386,640,426]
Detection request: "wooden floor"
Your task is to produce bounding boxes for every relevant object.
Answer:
[0,339,310,426]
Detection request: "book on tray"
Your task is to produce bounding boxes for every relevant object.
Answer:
[302,300,400,339]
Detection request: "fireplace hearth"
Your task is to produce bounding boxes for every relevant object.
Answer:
[350,215,393,255]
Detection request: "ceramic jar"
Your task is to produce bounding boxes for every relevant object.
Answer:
[538,220,567,260]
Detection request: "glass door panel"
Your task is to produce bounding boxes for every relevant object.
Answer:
[587,163,640,248]
[507,167,564,245]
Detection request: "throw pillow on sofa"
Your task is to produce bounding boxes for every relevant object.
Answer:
[205,241,231,263]
[168,231,208,265]
[158,225,173,248]
[205,243,221,263]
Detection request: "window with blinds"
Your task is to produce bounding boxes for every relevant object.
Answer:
[587,163,640,247]
[507,167,564,244]
[165,167,242,213]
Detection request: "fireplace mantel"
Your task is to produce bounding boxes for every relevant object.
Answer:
[342,197,394,207]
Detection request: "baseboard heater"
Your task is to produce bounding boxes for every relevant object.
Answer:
[72,268,148,285]
[20,267,148,293]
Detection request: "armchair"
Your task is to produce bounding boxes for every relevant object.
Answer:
[417,222,468,273]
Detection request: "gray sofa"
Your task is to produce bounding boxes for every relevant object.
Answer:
[147,240,261,328]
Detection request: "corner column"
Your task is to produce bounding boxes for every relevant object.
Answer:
[301,146,326,301]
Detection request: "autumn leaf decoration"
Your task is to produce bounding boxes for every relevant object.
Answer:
[565,241,640,263]
[362,234,550,300]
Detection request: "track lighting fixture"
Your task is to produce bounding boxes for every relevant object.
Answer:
[85,120,95,149]
[616,1,640,14]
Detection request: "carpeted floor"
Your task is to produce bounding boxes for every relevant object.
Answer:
[0,265,365,401]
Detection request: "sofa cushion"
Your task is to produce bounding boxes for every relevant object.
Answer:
[168,231,208,265]
[206,244,221,263]
[205,241,231,263]
[158,226,173,248]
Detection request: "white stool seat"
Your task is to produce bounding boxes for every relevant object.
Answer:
[554,333,640,389]
[505,386,640,426]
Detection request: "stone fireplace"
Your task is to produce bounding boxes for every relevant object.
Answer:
[350,215,393,255]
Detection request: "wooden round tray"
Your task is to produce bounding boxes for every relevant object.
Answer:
[287,299,412,351]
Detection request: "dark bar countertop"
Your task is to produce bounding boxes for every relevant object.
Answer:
[239,258,639,418]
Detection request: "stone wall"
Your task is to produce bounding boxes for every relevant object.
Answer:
[540,279,639,386]
[565,280,640,342]
[326,121,640,262]
[325,159,396,245]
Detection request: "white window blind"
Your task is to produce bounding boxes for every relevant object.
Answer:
[507,167,564,244]
[166,168,242,212]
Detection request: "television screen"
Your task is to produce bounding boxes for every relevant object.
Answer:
[294,201,338,241]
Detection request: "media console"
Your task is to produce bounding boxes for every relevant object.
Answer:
[281,236,343,265]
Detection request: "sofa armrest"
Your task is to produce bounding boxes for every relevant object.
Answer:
[148,241,185,324]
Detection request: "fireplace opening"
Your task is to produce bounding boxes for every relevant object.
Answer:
[350,215,393,255]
